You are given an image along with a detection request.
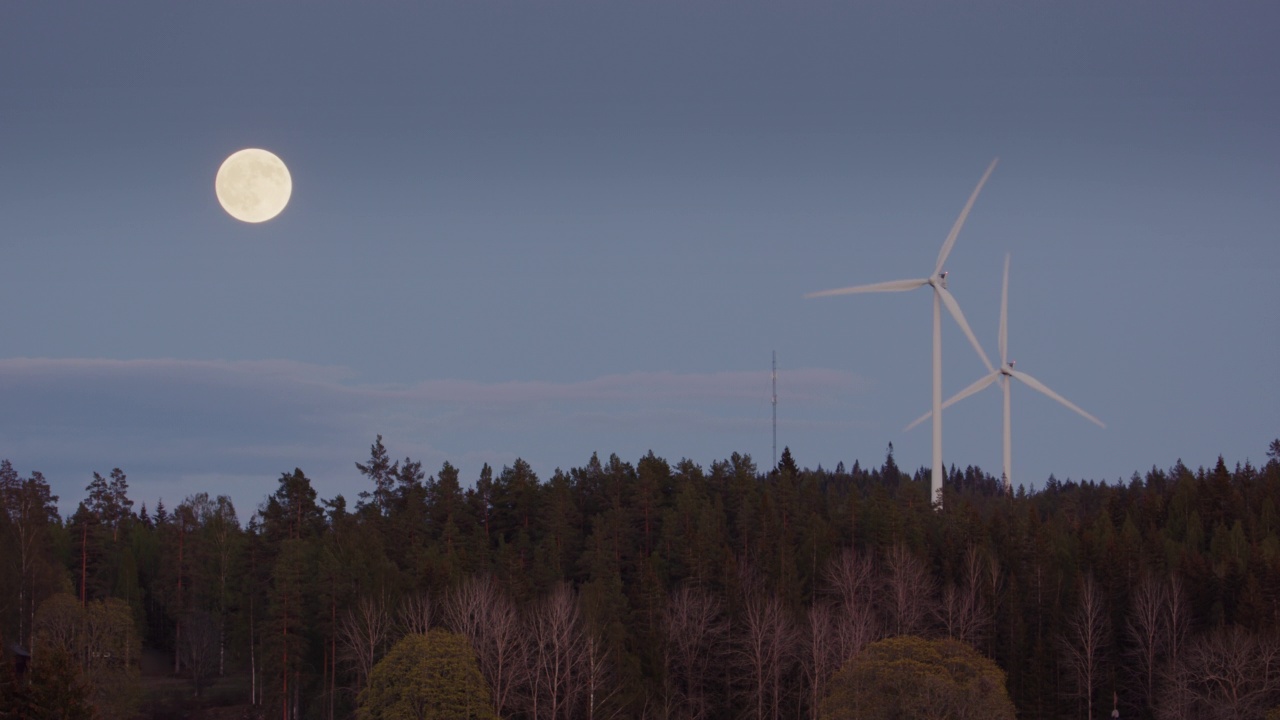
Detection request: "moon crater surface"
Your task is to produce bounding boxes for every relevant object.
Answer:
[215,148,292,223]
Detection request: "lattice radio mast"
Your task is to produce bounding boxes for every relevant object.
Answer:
[772,350,777,470]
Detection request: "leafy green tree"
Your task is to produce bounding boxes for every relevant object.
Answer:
[0,645,98,720]
[820,636,1016,720]
[358,631,497,720]
[31,593,141,720]
[196,493,241,676]
[0,463,61,648]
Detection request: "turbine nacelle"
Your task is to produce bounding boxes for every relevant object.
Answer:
[804,157,1001,510]
[906,254,1105,494]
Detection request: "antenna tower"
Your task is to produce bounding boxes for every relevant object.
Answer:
[772,351,777,469]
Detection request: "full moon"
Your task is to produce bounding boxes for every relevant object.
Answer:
[215,148,292,223]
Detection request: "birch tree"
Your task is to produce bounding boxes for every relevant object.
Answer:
[882,543,935,637]
[1062,574,1109,720]
[737,593,796,720]
[338,596,391,697]
[446,575,527,718]
[663,585,727,720]
[529,583,584,720]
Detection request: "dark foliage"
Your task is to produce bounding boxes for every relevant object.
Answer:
[2,440,1279,719]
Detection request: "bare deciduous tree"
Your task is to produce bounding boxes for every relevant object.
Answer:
[937,546,996,647]
[822,548,881,669]
[1126,572,1168,711]
[937,583,970,641]
[833,596,879,668]
[738,593,797,720]
[1165,573,1190,664]
[1160,627,1280,720]
[32,592,81,661]
[801,601,837,720]
[181,609,220,697]
[445,575,527,718]
[824,548,875,609]
[883,543,935,637]
[445,575,488,641]
[203,495,239,677]
[336,595,390,696]
[529,582,584,720]
[397,593,433,637]
[1155,573,1194,719]
[1061,574,1109,720]
[663,585,727,720]
[581,626,623,720]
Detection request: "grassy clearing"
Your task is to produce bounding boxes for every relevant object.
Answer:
[137,648,257,720]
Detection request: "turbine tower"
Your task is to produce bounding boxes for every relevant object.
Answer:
[905,254,1105,491]
[807,159,999,508]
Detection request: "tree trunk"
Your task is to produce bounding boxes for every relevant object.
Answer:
[250,591,257,706]
[175,512,186,674]
[80,522,88,607]
[282,588,289,720]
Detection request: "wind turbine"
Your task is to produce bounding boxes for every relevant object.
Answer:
[905,254,1105,491]
[807,159,999,508]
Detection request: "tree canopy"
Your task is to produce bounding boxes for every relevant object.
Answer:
[821,635,1016,720]
[358,630,497,720]
[5,440,1280,719]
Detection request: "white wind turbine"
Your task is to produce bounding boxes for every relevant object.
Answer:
[905,254,1105,491]
[807,159,999,508]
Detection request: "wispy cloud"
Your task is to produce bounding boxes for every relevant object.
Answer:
[0,357,868,516]
[0,356,863,423]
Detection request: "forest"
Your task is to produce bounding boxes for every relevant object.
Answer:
[3,437,1280,720]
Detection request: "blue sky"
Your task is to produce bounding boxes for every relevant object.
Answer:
[2,2,1277,518]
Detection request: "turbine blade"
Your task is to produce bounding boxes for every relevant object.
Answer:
[937,286,995,372]
[947,370,1001,407]
[999,254,1010,365]
[805,278,928,298]
[935,157,999,275]
[903,411,930,433]
[903,371,1000,431]
[1009,369,1106,428]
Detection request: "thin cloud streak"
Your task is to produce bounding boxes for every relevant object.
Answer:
[0,357,869,516]
[0,357,865,411]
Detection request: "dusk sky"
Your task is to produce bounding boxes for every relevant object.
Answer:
[2,2,1277,518]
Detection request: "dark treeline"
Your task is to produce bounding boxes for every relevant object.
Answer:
[3,438,1280,719]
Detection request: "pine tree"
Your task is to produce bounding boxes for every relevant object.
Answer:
[356,435,399,518]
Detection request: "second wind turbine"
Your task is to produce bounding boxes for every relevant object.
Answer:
[905,254,1105,492]
[807,158,999,509]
